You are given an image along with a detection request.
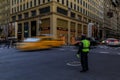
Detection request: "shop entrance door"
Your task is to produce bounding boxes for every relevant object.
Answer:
[31,21,36,37]
[24,22,29,38]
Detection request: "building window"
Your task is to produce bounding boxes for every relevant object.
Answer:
[30,1,32,7]
[62,0,64,4]
[88,19,91,23]
[74,4,76,10]
[70,2,72,8]
[23,3,25,10]
[18,14,22,20]
[34,0,36,6]
[38,0,40,4]
[24,12,29,18]
[57,0,59,2]
[14,7,16,12]
[43,0,45,3]
[20,5,22,11]
[83,17,87,22]
[83,1,85,7]
[31,10,36,17]
[57,7,68,16]
[80,0,82,5]
[39,6,50,14]
[83,9,85,14]
[17,6,19,12]
[12,8,14,13]
[27,2,29,8]
[18,23,22,34]
[17,0,19,3]
[86,3,88,8]
[24,22,29,38]
[12,16,16,21]
[18,23,22,40]
[78,15,82,21]
[12,0,13,5]
[77,6,79,11]
[71,12,75,18]
[66,0,68,6]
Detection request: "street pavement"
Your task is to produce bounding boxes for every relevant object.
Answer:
[0,45,120,80]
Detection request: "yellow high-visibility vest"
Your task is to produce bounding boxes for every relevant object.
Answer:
[81,39,90,52]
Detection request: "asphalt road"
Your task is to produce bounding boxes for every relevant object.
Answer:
[0,45,120,80]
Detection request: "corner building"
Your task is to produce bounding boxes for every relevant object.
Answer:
[10,0,104,44]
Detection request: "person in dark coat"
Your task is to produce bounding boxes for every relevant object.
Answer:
[76,35,90,72]
[4,38,10,48]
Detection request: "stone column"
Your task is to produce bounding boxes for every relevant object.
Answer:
[50,14,57,38]
[68,21,70,45]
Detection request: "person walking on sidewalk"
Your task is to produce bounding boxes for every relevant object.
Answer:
[76,35,90,72]
[4,38,10,48]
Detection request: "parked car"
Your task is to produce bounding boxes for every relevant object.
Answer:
[102,38,120,47]
[16,36,65,51]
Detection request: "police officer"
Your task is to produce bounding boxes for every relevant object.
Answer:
[77,35,90,72]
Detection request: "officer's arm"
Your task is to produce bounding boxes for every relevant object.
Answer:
[77,42,83,54]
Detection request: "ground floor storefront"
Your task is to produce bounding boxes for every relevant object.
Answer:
[10,14,103,45]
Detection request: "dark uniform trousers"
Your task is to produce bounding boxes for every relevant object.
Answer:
[80,52,88,71]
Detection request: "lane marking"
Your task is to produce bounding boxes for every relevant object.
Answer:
[117,53,120,55]
[66,61,81,66]
[99,52,109,54]
[59,49,65,51]
[72,49,78,51]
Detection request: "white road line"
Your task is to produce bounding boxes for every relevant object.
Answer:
[99,52,109,54]
[59,49,65,50]
[0,48,4,49]
[117,53,120,55]
[71,49,78,51]
[99,46,108,48]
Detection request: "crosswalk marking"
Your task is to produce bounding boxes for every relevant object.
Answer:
[99,52,109,54]
[0,47,15,49]
[59,49,65,50]
[117,53,120,55]
[72,49,78,51]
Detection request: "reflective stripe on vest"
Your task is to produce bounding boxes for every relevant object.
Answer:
[81,39,90,52]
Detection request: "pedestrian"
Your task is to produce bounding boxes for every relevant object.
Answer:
[0,38,1,48]
[76,34,90,72]
[4,38,10,48]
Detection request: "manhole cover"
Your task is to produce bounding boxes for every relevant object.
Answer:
[66,61,81,66]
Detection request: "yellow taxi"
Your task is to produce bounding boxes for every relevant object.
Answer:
[16,36,65,51]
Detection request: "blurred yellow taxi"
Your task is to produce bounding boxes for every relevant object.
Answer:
[16,36,65,51]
